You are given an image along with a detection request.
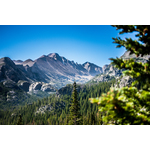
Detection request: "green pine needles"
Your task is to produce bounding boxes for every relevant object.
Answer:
[90,25,150,125]
[69,81,82,125]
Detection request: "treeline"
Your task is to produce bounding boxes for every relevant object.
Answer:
[0,79,116,125]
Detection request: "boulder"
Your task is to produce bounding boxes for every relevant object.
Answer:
[115,76,134,88]
[17,80,31,92]
[41,83,56,92]
[29,82,43,91]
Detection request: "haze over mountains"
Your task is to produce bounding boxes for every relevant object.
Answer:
[0,53,103,90]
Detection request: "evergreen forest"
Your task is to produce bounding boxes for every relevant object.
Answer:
[0,79,115,125]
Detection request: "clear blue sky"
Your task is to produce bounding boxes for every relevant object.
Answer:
[0,25,137,67]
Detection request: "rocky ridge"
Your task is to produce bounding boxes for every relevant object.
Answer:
[87,51,150,88]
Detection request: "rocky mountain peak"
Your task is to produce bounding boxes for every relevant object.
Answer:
[82,61,103,75]
[0,57,28,83]
[22,59,34,67]
[48,53,59,58]
[83,61,90,65]
[0,57,16,67]
[48,53,62,61]
[83,61,100,68]
[23,59,33,63]
[0,57,12,62]
[82,62,90,70]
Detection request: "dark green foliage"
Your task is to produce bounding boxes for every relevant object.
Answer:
[0,82,39,111]
[0,79,115,125]
[69,81,82,125]
[90,25,150,125]
[112,25,150,57]
[0,82,9,100]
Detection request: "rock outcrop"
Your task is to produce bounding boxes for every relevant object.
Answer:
[87,51,150,86]
[17,80,31,92]
[116,76,134,88]
[41,83,56,92]
[29,82,56,92]
[0,79,27,101]
[82,62,103,75]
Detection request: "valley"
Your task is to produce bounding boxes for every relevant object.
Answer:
[0,50,149,125]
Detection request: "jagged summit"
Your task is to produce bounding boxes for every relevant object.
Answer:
[48,53,60,58]
[0,57,16,67]
[83,62,102,69]
[22,59,34,67]
[83,61,97,66]
[82,61,103,75]
[47,53,63,61]
[1,53,104,89]
[0,57,28,82]
[47,53,62,61]
[48,52,59,57]
[23,59,33,63]
[0,57,12,62]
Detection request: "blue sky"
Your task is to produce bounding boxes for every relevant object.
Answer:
[0,25,137,67]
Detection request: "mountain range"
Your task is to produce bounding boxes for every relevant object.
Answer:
[0,53,103,93]
[0,51,150,101]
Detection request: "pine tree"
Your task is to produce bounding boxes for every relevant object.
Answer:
[69,81,82,125]
[90,25,150,125]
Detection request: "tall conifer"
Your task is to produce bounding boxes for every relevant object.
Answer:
[69,81,82,125]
